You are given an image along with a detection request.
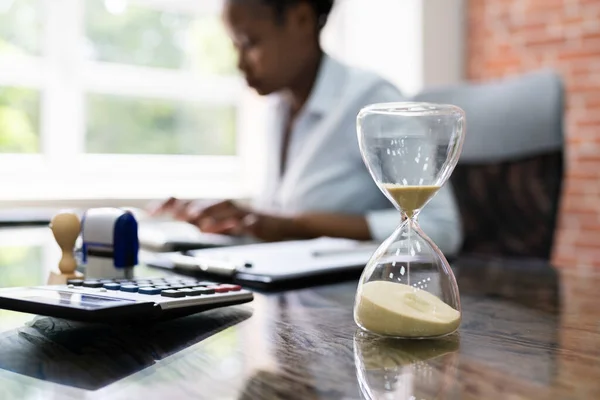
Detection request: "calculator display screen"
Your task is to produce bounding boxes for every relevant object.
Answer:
[15,289,135,310]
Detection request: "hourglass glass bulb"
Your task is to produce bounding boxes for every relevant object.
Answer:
[354,102,465,339]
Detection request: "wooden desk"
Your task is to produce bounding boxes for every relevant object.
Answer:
[0,227,598,399]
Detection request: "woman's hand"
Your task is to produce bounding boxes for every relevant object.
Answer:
[148,197,294,241]
[186,200,252,235]
[147,197,203,221]
[189,203,294,241]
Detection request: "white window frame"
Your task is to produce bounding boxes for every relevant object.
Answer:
[0,0,250,202]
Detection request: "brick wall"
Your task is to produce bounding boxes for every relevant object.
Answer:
[467,0,600,269]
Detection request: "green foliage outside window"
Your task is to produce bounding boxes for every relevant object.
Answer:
[0,0,239,155]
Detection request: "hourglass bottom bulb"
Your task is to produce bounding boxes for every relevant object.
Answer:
[354,281,461,338]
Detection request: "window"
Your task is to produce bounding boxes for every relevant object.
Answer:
[0,0,247,201]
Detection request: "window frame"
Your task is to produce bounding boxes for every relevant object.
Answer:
[0,0,248,202]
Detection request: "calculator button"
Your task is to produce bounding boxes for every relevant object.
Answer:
[161,289,186,298]
[115,279,130,283]
[104,283,121,291]
[192,287,214,295]
[100,279,114,284]
[222,284,242,292]
[139,287,162,295]
[83,280,103,288]
[195,281,215,287]
[178,288,195,296]
[187,287,204,296]
[67,279,84,286]
[212,286,230,293]
[135,280,151,286]
[154,285,171,291]
[121,285,139,293]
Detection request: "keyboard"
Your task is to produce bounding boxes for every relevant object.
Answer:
[0,277,254,324]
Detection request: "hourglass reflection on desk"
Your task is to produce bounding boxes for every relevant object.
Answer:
[354,102,466,339]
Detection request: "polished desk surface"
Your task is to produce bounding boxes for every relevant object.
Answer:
[0,227,598,400]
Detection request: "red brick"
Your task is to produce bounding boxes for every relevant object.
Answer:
[519,21,553,33]
[524,35,567,48]
[558,48,600,60]
[576,120,600,128]
[580,38,600,52]
[583,94,600,109]
[524,1,567,13]
[567,167,600,180]
[568,62,600,76]
[579,219,600,232]
[577,153,600,163]
[566,71,600,85]
[573,233,600,248]
[582,32,600,41]
[553,256,579,268]
[579,0,600,7]
[569,163,592,178]
[576,248,600,261]
[562,197,600,213]
[569,83,600,93]
[558,216,600,234]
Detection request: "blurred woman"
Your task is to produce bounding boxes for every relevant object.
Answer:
[152,0,462,255]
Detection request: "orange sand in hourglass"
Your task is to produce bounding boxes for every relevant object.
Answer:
[383,184,440,217]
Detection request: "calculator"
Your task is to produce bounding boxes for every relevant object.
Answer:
[0,276,254,324]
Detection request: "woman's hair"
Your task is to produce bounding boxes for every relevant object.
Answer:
[262,0,334,29]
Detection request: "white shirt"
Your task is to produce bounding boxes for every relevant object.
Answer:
[253,54,463,255]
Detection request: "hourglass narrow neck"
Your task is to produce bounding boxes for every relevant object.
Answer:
[401,210,421,222]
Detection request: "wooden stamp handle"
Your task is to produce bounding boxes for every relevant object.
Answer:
[50,212,81,274]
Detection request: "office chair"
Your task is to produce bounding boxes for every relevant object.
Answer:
[413,69,565,260]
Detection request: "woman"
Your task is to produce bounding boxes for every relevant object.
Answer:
[152,0,463,255]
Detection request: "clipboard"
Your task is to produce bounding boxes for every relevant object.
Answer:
[142,237,381,289]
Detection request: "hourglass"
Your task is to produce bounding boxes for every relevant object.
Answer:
[354,102,466,339]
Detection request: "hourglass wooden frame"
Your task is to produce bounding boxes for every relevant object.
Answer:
[353,102,466,339]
